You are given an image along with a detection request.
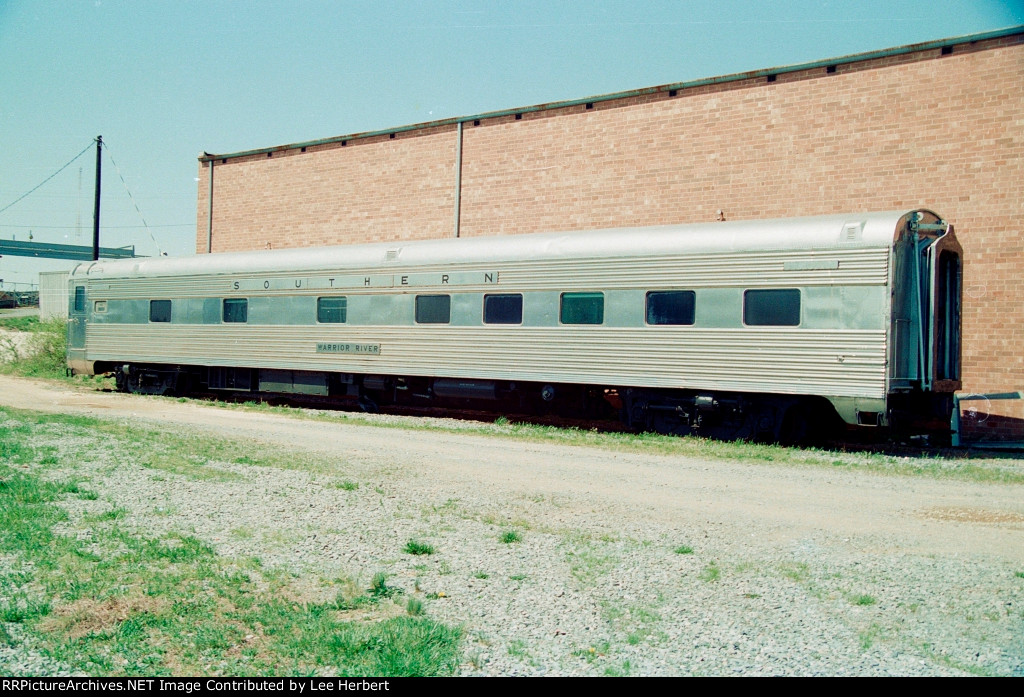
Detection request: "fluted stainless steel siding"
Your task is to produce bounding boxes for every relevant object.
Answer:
[77,211,926,403]
[86,248,888,299]
[86,324,886,399]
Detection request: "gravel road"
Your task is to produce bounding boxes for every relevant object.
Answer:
[1,374,1022,676]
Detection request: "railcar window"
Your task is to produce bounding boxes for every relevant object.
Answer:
[149,300,172,323]
[743,289,801,326]
[223,298,248,323]
[317,296,347,324]
[560,292,604,325]
[415,295,450,324]
[73,286,85,313]
[646,291,696,325]
[483,294,523,325]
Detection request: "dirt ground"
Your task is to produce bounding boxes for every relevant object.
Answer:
[3,373,1024,675]
[2,374,1022,563]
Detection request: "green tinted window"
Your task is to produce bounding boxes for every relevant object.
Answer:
[743,289,800,326]
[150,300,172,323]
[560,292,604,325]
[317,296,347,323]
[646,291,695,325]
[223,298,248,323]
[415,295,450,324]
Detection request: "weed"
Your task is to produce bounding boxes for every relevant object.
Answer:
[229,527,254,540]
[564,537,619,585]
[0,316,39,332]
[472,571,489,580]
[370,572,397,597]
[0,318,68,379]
[673,545,694,555]
[404,539,435,556]
[604,660,632,677]
[500,529,523,544]
[698,562,721,583]
[1014,571,1024,579]
[779,562,810,583]
[507,639,531,659]
[859,623,884,650]
[406,597,424,616]
[336,480,359,491]
[509,573,528,581]
[852,594,877,606]
[84,508,127,523]
[572,641,610,663]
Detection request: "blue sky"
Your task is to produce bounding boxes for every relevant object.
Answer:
[1,0,1021,287]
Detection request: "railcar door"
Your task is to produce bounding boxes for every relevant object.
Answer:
[889,212,962,393]
[66,280,89,374]
[68,283,87,350]
[929,239,962,389]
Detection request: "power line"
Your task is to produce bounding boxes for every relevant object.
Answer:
[0,223,193,230]
[101,139,166,256]
[0,141,94,216]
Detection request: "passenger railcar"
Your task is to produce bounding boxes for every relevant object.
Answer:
[67,210,962,441]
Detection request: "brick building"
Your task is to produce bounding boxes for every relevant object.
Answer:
[196,27,1024,440]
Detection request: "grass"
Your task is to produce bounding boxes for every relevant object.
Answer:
[698,562,721,583]
[859,623,885,650]
[0,407,462,677]
[403,539,436,556]
[0,317,69,379]
[500,529,523,544]
[0,315,40,332]
[1,407,337,483]
[564,537,619,586]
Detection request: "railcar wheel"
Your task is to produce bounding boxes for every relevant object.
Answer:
[114,365,130,393]
[114,364,181,396]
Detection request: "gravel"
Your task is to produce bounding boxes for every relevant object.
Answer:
[1,377,1023,676]
[0,329,33,363]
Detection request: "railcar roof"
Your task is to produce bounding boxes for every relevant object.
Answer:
[72,210,936,280]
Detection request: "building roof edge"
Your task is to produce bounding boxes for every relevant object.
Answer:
[199,25,1024,163]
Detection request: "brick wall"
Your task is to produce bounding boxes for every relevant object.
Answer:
[197,32,1024,439]
[197,125,456,252]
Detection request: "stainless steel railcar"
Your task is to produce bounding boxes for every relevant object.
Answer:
[67,210,962,441]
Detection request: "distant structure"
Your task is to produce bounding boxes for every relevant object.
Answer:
[196,27,1024,440]
[38,271,69,319]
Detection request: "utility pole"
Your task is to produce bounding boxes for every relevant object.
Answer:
[92,135,102,261]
